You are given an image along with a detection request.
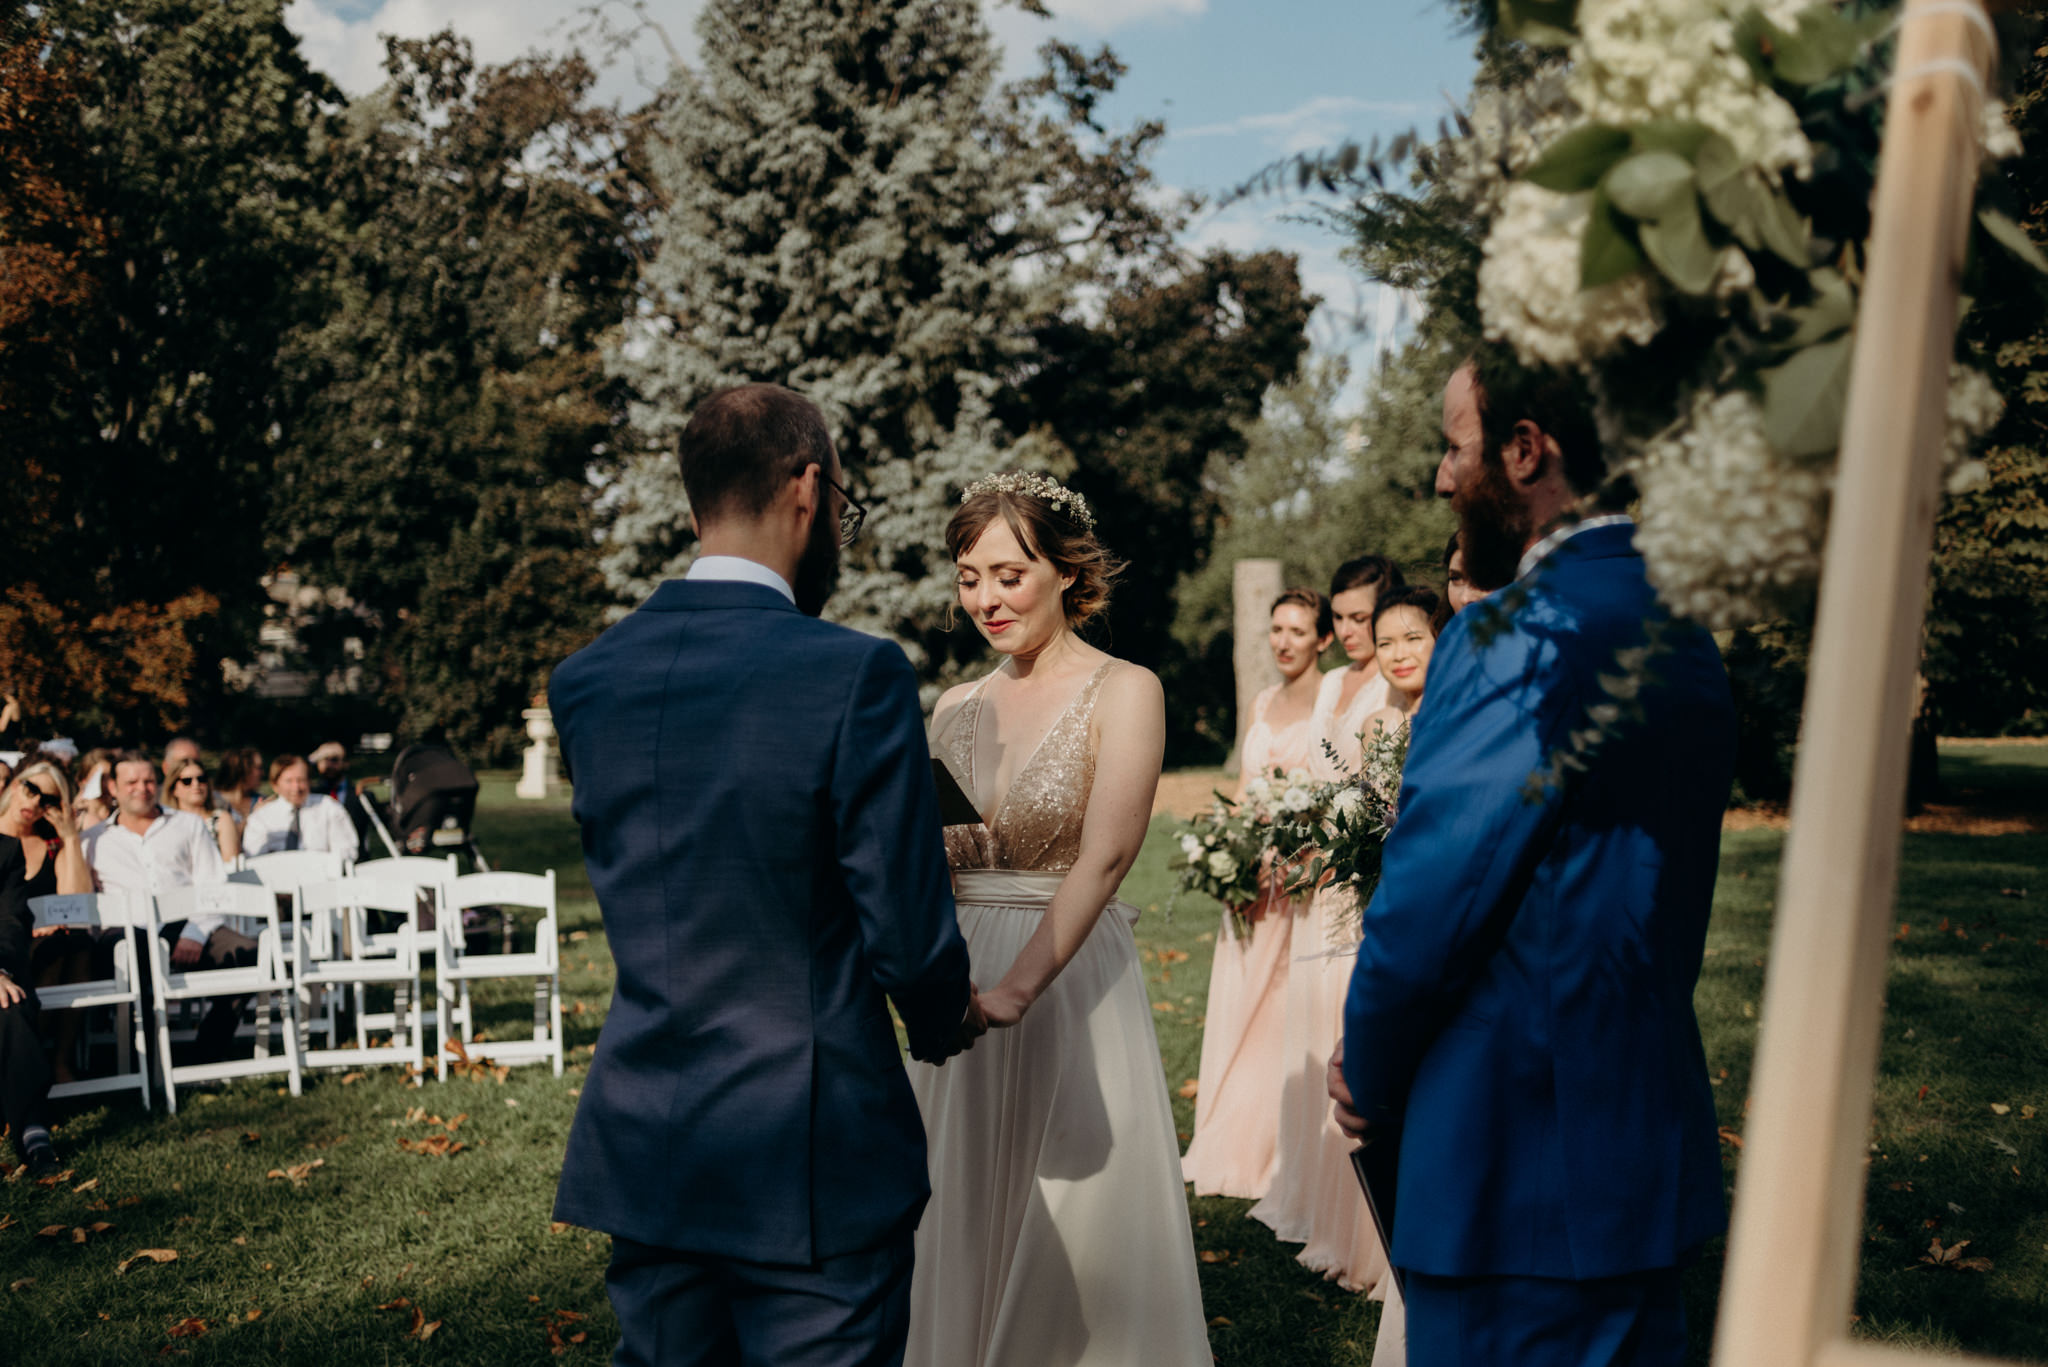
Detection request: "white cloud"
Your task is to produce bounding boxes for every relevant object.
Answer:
[286,0,705,97]
[1179,94,1429,155]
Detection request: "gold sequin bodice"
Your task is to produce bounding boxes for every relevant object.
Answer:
[938,662,1115,873]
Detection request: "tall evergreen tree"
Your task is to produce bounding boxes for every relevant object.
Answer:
[602,0,1174,671]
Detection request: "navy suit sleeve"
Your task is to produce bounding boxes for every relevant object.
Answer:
[830,641,974,1063]
[1341,618,1573,1125]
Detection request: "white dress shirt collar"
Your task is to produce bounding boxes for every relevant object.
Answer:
[686,555,795,604]
[1516,514,1634,582]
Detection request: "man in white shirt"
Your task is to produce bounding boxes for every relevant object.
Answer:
[82,752,254,1062]
[242,754,360,862]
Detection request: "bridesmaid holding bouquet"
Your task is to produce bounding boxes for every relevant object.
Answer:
[1252,555,1404,1303]
[1181,587,1332,1198]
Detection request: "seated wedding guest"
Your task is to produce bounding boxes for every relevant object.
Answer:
[82,753,254,1064]
[1361,585,1442,742]
[1183,585,1333,1199]
[0,758,12,791]
[309,741,371,848]
[161,737,200,782]
[1,761,93,1084]
[0,828,61,1173]
[166,758,240,864]
[215,747,263,827]
[242,754,359,861]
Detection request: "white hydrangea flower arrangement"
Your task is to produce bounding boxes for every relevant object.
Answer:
[1472,0,2038,630]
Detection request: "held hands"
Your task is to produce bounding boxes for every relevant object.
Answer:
[1327,1039,1370,1142]
[975,982,1032,1029]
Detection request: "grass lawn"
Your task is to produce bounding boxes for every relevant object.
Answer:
[2,750,2044,1364]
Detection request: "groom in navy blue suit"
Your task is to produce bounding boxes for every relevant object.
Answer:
[1333,356,1736,1366]
[550,384,982,1367]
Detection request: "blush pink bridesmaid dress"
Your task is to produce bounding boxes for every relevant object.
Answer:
[1250,665,1405,1357]
[1180,682,1312,1198]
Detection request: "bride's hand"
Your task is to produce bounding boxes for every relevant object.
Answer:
[977,983,1032,1028]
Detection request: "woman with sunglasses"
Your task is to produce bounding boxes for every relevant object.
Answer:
[0,760,93,1093]
[166,760,241,863]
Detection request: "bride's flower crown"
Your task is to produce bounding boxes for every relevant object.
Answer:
[959,471,1096,531]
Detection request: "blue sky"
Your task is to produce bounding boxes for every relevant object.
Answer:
[284,0,1477,395]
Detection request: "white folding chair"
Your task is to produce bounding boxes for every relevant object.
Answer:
[148,884,302,1113]
[29,891,152,1110]
[239,849,350,895]
[292,877,425,1080]
[439,871,563,1078]
[354,853,461,1043]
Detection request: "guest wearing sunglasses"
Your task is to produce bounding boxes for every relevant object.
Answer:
[0,761,93,1090]
[166,760,241,863]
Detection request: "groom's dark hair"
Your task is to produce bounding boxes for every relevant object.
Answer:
[1467,344,1606,498]
[679,383,836,525]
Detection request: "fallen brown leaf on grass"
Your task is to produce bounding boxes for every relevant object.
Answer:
[396,1134,467,1157]
[166,1317,208,1339]
[118,1196,141,1208]
[342,1071,365,1084]
[550,1221,571,1235]
[34,1225,66,1239]
[233,1235,248,1246]
[1158,948,1190,965]
[1718,1127,1744,1149]
[1176,1078,1199,1100]
[240,1132,260,1145]
[245,1309,262,1322]
[8,1278,32,1292]
[568,930,588,941]
[118,1249,180,1274]
[72,1177,98,1194]
[376,1297,411,1311]
[85,1199,110,1212]
[89,1222,114,1235]
[266,1159,325,1186]
[0,1213,14,1231]
[33,1168,75,1187]
[417,1319,442,1341]
[1919,1237,1994,1272]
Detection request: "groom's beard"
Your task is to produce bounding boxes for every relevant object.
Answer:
[792,511,841,618]
[1452,451,1531,592]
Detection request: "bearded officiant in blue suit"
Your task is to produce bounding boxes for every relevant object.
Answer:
[550,384,986,1367]
[1332,353,1737,1367]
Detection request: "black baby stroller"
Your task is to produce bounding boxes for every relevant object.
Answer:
[360,744,510,951]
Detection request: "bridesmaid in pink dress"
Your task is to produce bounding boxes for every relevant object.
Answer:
[1251,556,1406,1331]
[1181,587,1331,1198]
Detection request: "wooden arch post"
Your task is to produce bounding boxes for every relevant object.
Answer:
[1711,3,2009,1365]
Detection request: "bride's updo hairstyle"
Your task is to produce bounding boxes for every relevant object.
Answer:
[946,472,1124,629]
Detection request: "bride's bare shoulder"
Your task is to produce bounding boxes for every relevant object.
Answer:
[1094,657,1164,718]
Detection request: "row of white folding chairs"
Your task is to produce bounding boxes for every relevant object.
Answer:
[27,866,563,1112]
[31,883,301,1115]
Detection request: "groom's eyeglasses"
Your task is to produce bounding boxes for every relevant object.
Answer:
[820,472,867,547]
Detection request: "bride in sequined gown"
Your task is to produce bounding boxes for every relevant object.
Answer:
[906,481,1209,1367]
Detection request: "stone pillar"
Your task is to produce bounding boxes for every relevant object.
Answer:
[517,707,559,799]
[1228,559,1285,777]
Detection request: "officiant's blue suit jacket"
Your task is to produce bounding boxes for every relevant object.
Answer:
[549,579,972,1265]
[1342,522,1735,1280]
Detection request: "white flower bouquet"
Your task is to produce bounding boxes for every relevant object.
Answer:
[1170,770,1310,939]
[1262,727,1411,942]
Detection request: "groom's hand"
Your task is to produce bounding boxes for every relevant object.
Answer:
[1328,1041,1371,1141]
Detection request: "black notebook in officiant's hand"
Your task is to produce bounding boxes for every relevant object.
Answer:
[1349,1137,1404,1300]
[930,759,985,828]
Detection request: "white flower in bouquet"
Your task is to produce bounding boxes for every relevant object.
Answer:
[1207,851,1240,882]
[1632,389,1828,629]
[1180,833,1204,863]
[1478,184,1663,367]
[1281,784,1315,814]
[1329,787,1366,822]
[1569,0,1812,178]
